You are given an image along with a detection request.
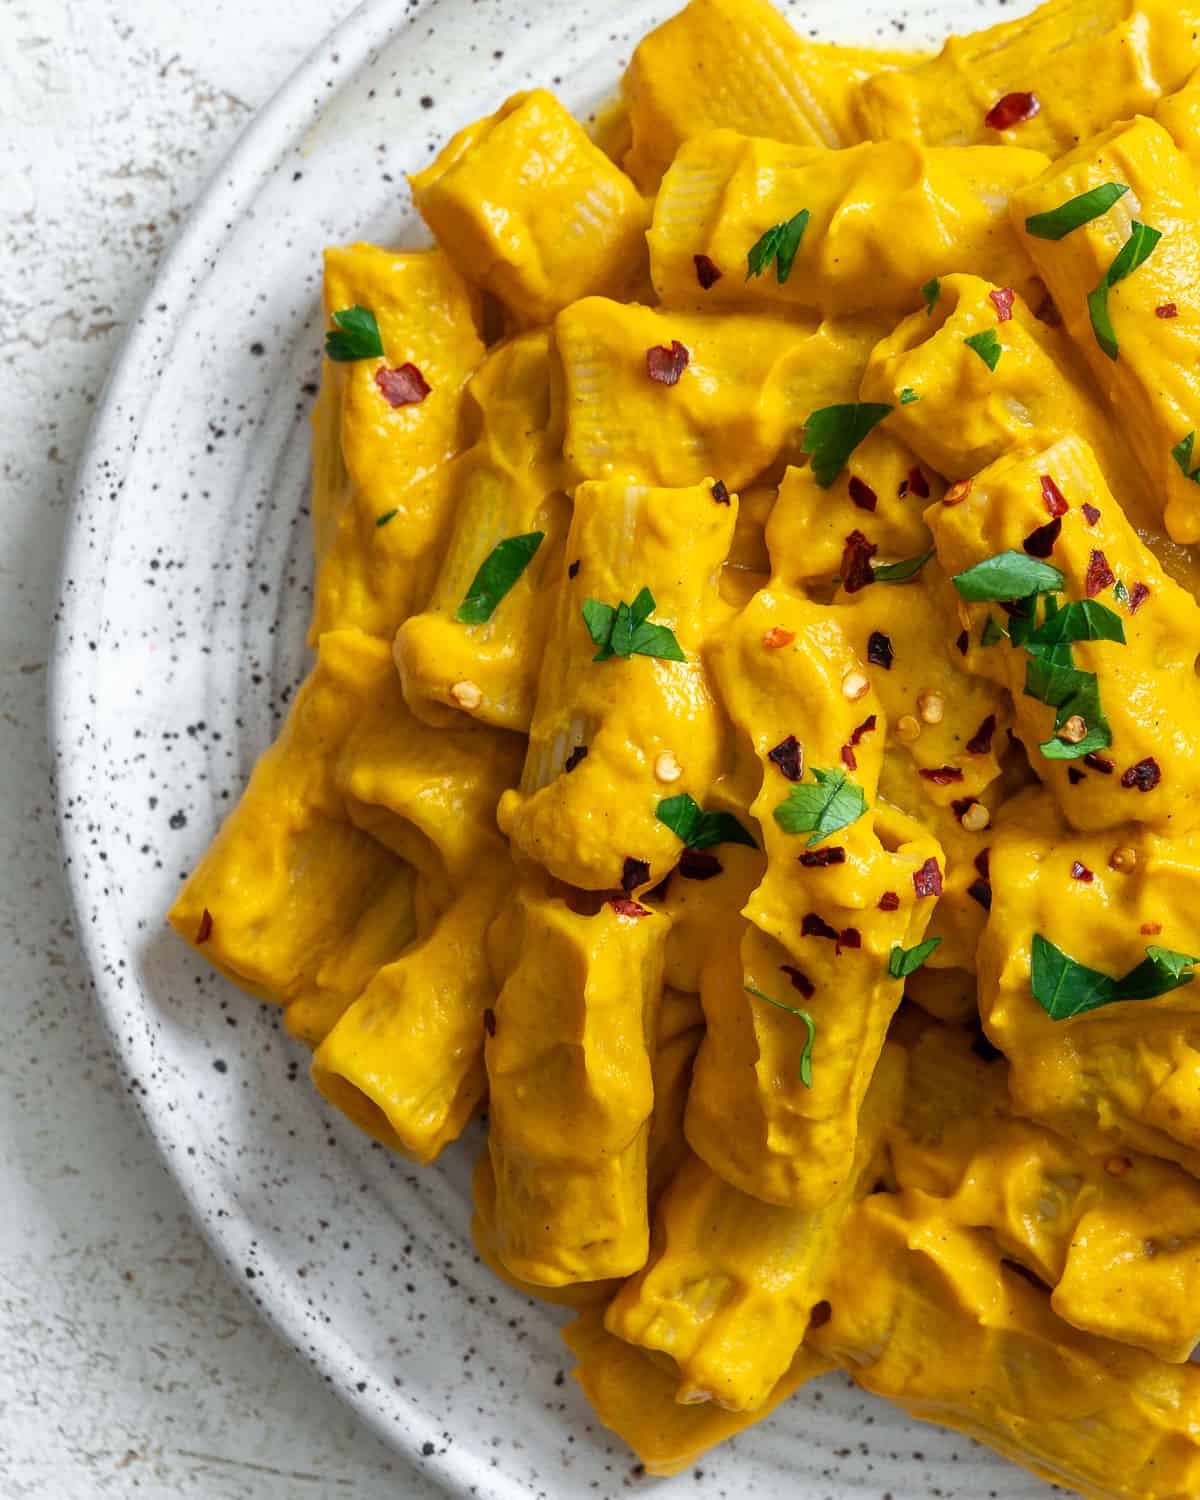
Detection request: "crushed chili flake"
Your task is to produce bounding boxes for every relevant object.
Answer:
[768,735,803,781]
[840,529,877,594]
[680,849,723,881]
[568,558,582,579]
[694,253,723,290]
[848,476,878,512]
[483,1007,497,1037]
[799,846,847,868]
[840,743,857,771]
[711,479,731,505]
[913,857,943,898]
[974,848,991,881]
[878,891,900,911]
[809,1299,833,1327]
[1142,921,1163,936]
[646,340,690,385]
[1081,503,1101,526]
[1156,303,1179,319]
[919,765,965,784]
[1023,516,1062,558]
[564,744,588,772]
[802,913,840,941]
[1034,289,1062,326]
[985,91,1040,130]
[838,928,862,951]
[1084,752,1114,774]
[1068,767,1086,784]
[989,287,1015,322]
[951,797,978,819]
[196,908,213,944]
[1129,582,1150,613]
[867,631,894,670]
[621,856,650,892]
[375,363,431,407]
[781,964,815,999]
[1121,757,1162,792]
[850,714,878,746]
[1071,860,1094,882]
[955,630,969,656]
[1086,549,1115,597]
[967,878,993,910]
[762,626,795,649]
[907,466,930,500]
[966,714,997,755]
[609,895,651,918]
[1040,475,1068,517]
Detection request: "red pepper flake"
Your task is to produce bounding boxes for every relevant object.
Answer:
[711,479,731,505]
[1071,860,1094,882]
[646,340,690,385]
[989,287,1015,322]
[196,908,214,944]
[781,964,815,999]
[1081,504,1102,526]
[967,878,993,910]
[1129,582,1150,613]
[1040,475,1068,517]
[1121,757,1162,792]
[848,476,878,512]
[1068,766,1086,785]
[483,1007,497,1037]
[919,765,965,785]
[762,626,795,649]
[1086,549,1115,597]
[564,744,588,772]
[568,558,582,579]
[1156,303,1179,319]
[840,743,857,771]
[850,714,878,746]
[951,796,978,819]
[837,927,862,952]
[1084,752,1115,775]
[694,253,722,290]
[907,466,930,500]
[878,891,900,911]
[1034,289,1062,327]
[955,630,969,656]
[768,735,803,782]
[974,848,991,881]
[802,913,840,941]
[679,849,723,881]
[840,529,878,594]
[622,856,650,892]
[1142,921,1163,936]
[1023,516,1062,558]
[966,714,997,755]
[375,363,431,407]
[609,896,651,918]
[799,846,847,868]
[867,631,894,670]
[985,91,1040,130]
[913,857,943,898]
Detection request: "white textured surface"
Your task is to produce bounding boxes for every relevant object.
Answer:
[0,3,438,1495]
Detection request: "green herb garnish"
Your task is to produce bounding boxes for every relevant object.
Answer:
[455,532,545,624]
[964,328,1003,372]
[774,767,868,848]
[746,210,810,285]
[952,552,1064,603]
[656,793,757,851]
[1173,431,1200,485]
[872,547,935,583]
[922,278,940,314]
[1024,598,1126,651]
[582,587,684,663]
[981,615,1005,646]
[1032,933,1200,1019]
[1088,221,1162,360]
[900,387,921,405]
[888,937,943,979]
[744,985,815,1087]
[1024,183,1130,241]
[325,305,384,362]
[802,403,893,489]
[375,508,399,528]
[1023,655,1111,759]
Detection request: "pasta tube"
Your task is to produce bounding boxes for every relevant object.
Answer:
[978,785,1200,1182]
[311,245,484,640]
[484,886,667,1286]
[409,90,649,328]
[649,132,1046,317]
[810,1190,1200,1500]
[857,0,1200,156]
[605,1043,904,1413]
[1011,116,1200,544]
[927,436,1200,834]
[687,587,943,1207]
[394,331,570,733]
[562,1304,833,1479]
[498,478,734,892]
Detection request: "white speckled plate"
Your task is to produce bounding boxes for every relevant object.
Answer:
[52,0,1053,1495]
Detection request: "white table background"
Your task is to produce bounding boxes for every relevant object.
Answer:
[0,3,442,1494]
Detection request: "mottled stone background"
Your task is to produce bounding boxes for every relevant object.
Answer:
[0,3,441,1494]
